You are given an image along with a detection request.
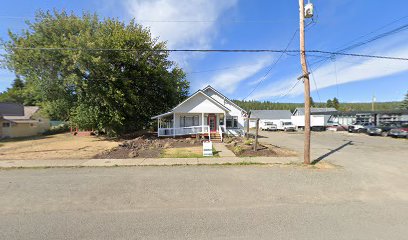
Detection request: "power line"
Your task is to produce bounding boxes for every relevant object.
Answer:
[308,16,408,68]
[242,29,298,100]
[4,47,408,60]
[336,14,408,51]
[0,15,294,24]
[331,56,340,99]
[305,57,322,104]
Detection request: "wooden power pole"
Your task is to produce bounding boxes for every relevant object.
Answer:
[254,119,259,151]
[299,0,311,164]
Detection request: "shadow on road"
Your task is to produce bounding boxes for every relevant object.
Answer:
[312,140,353,165]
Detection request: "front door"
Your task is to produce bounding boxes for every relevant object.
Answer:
[207,114,217,132]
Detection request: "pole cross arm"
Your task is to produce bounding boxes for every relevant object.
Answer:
[297,72,310,80]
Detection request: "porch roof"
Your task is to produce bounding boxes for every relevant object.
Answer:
[151,111,173,119]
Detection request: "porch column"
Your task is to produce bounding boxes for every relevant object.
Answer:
[173,113,176,138]
[157,117,160,137]
[202,112,205,133]
[223,112,227,131]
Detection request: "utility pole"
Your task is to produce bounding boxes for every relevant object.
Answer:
[372,95,376,111]
[299,0,311,164]
[254,119,259,151]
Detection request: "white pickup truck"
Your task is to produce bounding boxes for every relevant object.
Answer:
[348,122,376,133]
[260,122,277,131]
[276,120,296,131]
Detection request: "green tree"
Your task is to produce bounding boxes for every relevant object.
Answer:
[2,10,189,134]
[0,76,35,104]
[332,97,340,110]
[310,97,315,107]
[326,99,333,108]
[401,91,408,110]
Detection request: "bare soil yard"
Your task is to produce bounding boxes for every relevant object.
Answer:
[224,136,297,157]
[96,136,202,158]
[0,133,119,160]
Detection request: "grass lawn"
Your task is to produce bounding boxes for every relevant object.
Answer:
[161,146,219,158]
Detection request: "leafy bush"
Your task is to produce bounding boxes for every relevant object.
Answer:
[233,145,244,155]
[244,139,253,145]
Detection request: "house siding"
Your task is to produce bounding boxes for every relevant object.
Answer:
[0,117,50,138]
[173,93,226,114]
[203,88,245,129]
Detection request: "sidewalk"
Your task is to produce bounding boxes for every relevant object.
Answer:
[0,156,300,168]
[213,142,236,157]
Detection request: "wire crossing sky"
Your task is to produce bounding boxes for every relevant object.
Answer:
[1,0,408,103]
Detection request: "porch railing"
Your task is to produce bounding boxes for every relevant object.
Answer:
[158,125,210,137]
[218,125,223,142]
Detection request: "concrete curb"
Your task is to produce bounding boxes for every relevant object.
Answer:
[0,157,300,168]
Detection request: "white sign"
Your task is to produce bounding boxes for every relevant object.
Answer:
[203,141,213,157]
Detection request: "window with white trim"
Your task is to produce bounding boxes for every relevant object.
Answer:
[226,116,238,128]
[180,115,199,127]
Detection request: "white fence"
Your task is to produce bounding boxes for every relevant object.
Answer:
[158,125,210,137]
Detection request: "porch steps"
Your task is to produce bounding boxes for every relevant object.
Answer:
[209,133,222,142]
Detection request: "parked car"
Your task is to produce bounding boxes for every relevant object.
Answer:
[366,123,401,137]
[277,121,296,131]
[388,124,408,138]
[260,122,277,131]
[348,122,376,133]
[326,121,347,131]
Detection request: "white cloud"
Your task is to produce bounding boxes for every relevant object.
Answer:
[207,55,274,94]
[250,42,408,101]
[124,0,237,49]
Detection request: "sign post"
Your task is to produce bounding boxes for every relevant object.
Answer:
[203,141,213,157]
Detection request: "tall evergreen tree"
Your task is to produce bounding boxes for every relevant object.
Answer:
[326,99,333,108]
[401,91,408,110]
[332,97,340,110]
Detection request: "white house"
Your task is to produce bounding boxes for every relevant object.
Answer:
[151,85,247,139]
[248,110,292,128]
[0,103,50,138]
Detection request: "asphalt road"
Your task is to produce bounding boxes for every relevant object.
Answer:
[1,132,407,239]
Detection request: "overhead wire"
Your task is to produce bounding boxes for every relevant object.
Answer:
[4,47,408,60]
[241,29,298,100]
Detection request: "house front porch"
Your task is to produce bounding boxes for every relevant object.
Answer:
[154,112,227,140]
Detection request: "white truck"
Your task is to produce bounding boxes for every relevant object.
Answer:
[260,121,277,131]
[291,115,330,131]
[272,119,296,131]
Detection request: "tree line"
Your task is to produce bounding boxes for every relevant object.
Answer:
[233,95,406,113]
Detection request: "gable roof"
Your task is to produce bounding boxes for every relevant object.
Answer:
[294,107,337,115]
[250,110,292,119]
[202,85,247,113]
[2,106,41,122]
[151,90,230,119]
[0,103,24,116]
[173,90,230,112]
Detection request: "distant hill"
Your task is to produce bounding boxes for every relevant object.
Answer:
[233,100,402,113]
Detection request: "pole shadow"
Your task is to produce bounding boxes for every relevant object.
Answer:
[312,140,353,165]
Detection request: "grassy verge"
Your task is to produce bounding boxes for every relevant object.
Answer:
[161,146,219,158]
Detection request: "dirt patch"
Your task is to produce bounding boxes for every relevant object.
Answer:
[96,135,202,159]
[224,136,297,157]
[0,133,119,160]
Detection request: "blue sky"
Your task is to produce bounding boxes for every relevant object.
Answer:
[1,0,407,103]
